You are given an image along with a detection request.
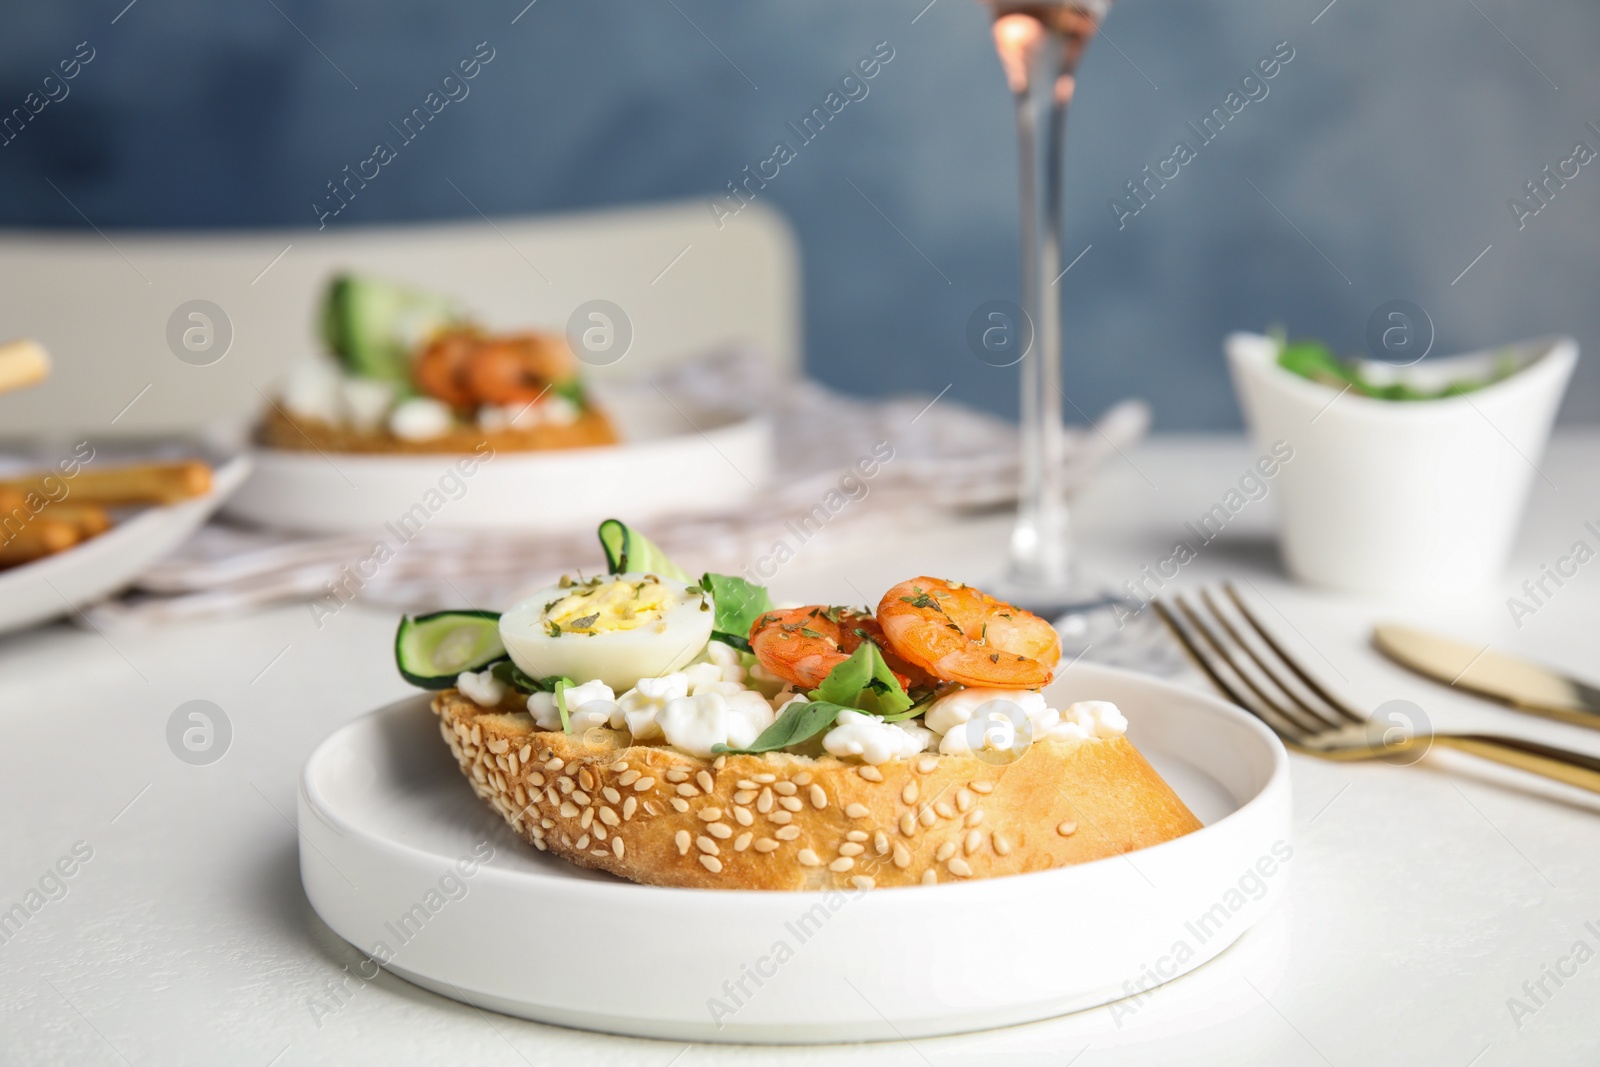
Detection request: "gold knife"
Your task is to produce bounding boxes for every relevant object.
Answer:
[1373,624,1600,730]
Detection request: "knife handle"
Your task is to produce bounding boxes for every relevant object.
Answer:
[1438,734,1600,795]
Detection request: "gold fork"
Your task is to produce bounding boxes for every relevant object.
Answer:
[1154,584,1600,795]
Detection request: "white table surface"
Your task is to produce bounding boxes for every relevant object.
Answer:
[3,433,1598,1066]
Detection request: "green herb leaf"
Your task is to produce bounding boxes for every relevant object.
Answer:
[699,572,775,652]
[809,642,912,716]
[713,700,846,755]
[490,661,573,698]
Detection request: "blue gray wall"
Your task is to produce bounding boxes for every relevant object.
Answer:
[2,0,1596,428]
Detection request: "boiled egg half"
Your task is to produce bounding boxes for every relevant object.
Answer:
[499,572,714,691]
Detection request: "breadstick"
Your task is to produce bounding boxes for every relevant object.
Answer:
[0,460,212,505]
[0,339,50,394]
[40,503,113,537]
[0,519,79,567]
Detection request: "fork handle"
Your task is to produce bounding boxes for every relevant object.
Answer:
[1438,734,1600,795]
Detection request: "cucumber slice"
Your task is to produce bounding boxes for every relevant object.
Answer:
[597,519,690,581]
[321,274,463,384]
[395,610,505,689]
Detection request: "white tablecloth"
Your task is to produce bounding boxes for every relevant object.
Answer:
[3,433,1598,1066]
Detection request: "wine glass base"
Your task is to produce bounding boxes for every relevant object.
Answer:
[988,569,1194,678]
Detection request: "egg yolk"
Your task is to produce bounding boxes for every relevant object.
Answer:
[545,578,675,634]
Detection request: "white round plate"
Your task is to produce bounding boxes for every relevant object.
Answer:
[299,663,1292,1043]
[225,390,770,534]
[0,456,250,637]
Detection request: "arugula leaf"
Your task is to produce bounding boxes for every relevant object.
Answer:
[699,572,774,652]
[596,520,690,581]
[490,661,572,696]
[809,642,912,716]
[713,700,846,755]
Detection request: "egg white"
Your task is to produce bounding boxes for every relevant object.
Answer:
[498,572,714,691]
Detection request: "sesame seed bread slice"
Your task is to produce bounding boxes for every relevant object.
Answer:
[434,689,1203,891]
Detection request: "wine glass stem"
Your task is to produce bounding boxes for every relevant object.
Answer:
[1009,45,1071,588]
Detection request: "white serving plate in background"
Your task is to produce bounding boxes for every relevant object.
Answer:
[0,456,250,637]
[224,388,771,535]
[298,663,1292,1044]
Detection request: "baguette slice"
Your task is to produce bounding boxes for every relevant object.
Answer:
[434,690,1203,891]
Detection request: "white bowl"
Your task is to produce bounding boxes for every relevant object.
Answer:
[0,456,251,636]
[297,663,1292,1043]
[224,390,770,535]
[1226,332,1577,596]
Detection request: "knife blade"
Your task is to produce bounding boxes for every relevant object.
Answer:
[1373,624,1600,729]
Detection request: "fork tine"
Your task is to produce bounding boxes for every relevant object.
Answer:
[1154,595,1307,744]
[1223,583,1366,723]
[1197,588,1346,733]
[1151,599,1258,713]
[1169,593,1316,742]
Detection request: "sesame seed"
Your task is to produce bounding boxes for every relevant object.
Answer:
[675,830,691,855]
[775,826,801,840]
[707,823,733,840]
[545,758,563,771]
[557,778,575,795]
[917,758,938,774]
[956,788,974,813]
[545,787,560,807]
[829,857,855,872]
[964,829,982,855]
[633,777,656,792]
[971,780,994,794]
[993,833,1011,856]
[613,837,625,859]
[965,810,984,827]
[734,832,753,852]
[470,725,482,745]
[845,803,870,819]
[528,773,546,787]
[488,738,510,755]
[733,790,758,805]
[580,808,595,830]
[756,789,774,814]
[622,797,638,820]
[1057,821,1078,836]
[599,807,620,827]
[699,855,723,874]
[559,801,579,818]
[644,800,663,816]
[676,783,700,798]
[578,768,595,791]
[734,806,754,826]
[892,842,912,868]
[902,782,919,805]
[769,810,793,825]
[899,813,917,836]
[696,836,719,856]
[874,831,889,855]
[736,780,759,790]
[936,841,957,862]
[809,784,827,809]
[537,747,553,761]
[534,839,548,851]
[755,838,780,853]
[670,798,690,813]
[754,774,777,784]
[851,875,875,891]
[918,807,937,827]
[540,818,554,829]
[934,801,955,820]
[947,857,973,877]
[798,849,821,867]
[921,870,937,885]
[714,755,727,770]
[572,791,591,806]
[778,796,803,813]
[845,830,869,842]
[665,768,691,783]
[838,842,865,857]
[617,770,641,787]
[696,770,716,794]
[602,787,622,804]
[575,834,590,850]
[698,807,724,821]
[793,771,813,786]
[606,760,627,772]
[506,754,519,776]
[857,766,884,782]
[773,781,798,796]
[593,824,607,841]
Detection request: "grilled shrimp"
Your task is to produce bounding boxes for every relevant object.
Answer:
[748,606,931,691]
[876,578,1060,689]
